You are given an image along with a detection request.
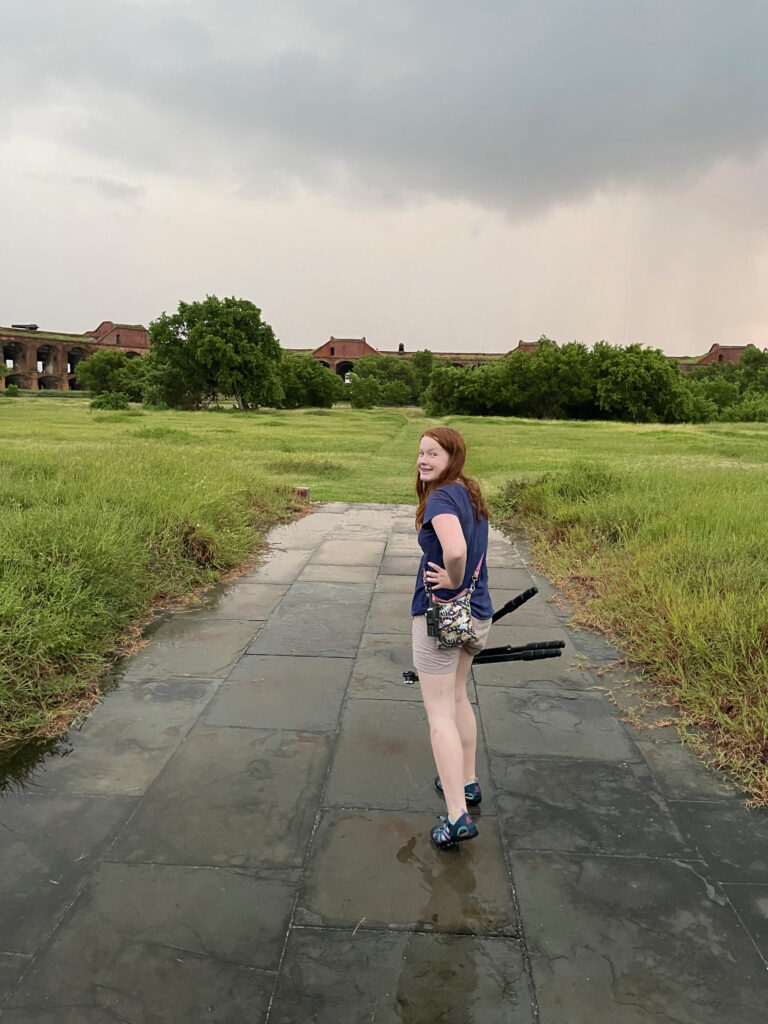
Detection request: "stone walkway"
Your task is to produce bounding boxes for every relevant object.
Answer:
[1,502,767,1022]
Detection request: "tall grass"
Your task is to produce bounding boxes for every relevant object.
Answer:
[490,461,768,800]
[0,403,308,742]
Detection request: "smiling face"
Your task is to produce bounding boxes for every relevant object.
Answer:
[417,434,451,483]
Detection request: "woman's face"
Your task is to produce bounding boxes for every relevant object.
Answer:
[417,434,450,483]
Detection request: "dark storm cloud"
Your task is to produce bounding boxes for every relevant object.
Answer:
[3,0,768,211]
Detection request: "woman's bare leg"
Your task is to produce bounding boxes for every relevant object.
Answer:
[454,647,478,784]
[419,669,466,822]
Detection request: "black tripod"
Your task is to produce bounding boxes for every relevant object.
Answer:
[403,586,564,683]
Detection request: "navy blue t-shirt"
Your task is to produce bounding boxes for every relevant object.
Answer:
[411,482,493,619]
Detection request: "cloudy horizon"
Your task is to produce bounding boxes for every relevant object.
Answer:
[2,0,768,356]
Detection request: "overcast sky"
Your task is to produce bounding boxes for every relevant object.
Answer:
[2,0,768,355]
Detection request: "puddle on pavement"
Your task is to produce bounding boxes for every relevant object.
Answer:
[0,735,74,793]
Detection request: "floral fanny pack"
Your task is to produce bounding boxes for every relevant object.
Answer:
[424,557,484,649]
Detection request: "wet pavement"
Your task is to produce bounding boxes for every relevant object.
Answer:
[1,502,768,1022]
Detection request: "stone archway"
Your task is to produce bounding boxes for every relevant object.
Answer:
[36,345,60,376]
[336,359,354,377]
[3,341,28,375]
[67,347,87,374]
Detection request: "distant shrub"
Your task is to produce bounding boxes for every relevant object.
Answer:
[719,392,768,422]
[4,384,20,397]
[90,391,130,410]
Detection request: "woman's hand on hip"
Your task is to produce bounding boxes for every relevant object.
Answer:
[425,562,456,590]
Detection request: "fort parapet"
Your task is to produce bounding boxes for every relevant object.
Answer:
[289,338,752,378]
[285,336,511,377]
[1,321,149,391]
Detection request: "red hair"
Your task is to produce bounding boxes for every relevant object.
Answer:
[415,427,489,529]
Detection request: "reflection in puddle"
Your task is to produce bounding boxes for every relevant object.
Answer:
[393,831,491,1019]
[0,735,73,793]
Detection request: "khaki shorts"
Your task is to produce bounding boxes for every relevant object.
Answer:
[411,614,493,675]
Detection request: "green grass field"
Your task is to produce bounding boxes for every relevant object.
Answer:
[2,397,767,798]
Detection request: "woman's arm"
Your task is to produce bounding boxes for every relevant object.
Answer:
[426,513,467,590]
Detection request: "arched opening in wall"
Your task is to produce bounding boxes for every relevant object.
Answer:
[319,360,331,368]
[451,361,463,368]
[336,360,354,377]
[4,373,27,389]
[36,345,56,375]
[3,342,24,372]
[125,351,140,359]
[37,375,59,391]
[68,376,83,390]
[67,347,87,374]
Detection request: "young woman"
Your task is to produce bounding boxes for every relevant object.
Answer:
[412,427,493,849]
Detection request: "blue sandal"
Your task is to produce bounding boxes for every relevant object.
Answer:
[431,811,478,849]
[434,776,482,806]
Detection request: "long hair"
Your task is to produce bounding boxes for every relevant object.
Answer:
[415,427,490,529]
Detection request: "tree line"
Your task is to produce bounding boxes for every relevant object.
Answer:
[68,295,768,423]
[422,339,768,422]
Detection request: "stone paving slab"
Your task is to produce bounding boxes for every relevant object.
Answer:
[187,581,289,619]
[269,929,532,1024]
[670,799,768,882]
[0,792,138,953]
[635,739,741,800]
[0,957,30,1000]
[117,616,259,681]
[384,536,422,556]
[365,590,414,633]
[479,686,640,761]
[325,698,488,810]
[491,755,695,858]
[240,547,314,582]
[488,588,563,627]
[296,810,516,935]
[297,561,379,583]
[512,851,767,1024]
[32,679,216,796]
[380,555,419,575]
[720,884,768,960]
[247,580,371,656]
[109,727,330,868]
[205,654,352,731]
[7,936,275,1024]
[348,632,434,701]
[473,655,594,689]
[3,502,768,1022]
[375,573,417,593]
[312,538,386,565]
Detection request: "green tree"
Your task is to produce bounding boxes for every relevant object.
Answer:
[685,375,740,415]
[348,374,383,408]
[76,349,133,396]
[737,345,768,393]
[278,352,345,408]
[409,349,436,401]
[592,342,691,423]
[352,354,416,401]
[422,365,471,415]
[148,295,284,410]
[380,380,411,405]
